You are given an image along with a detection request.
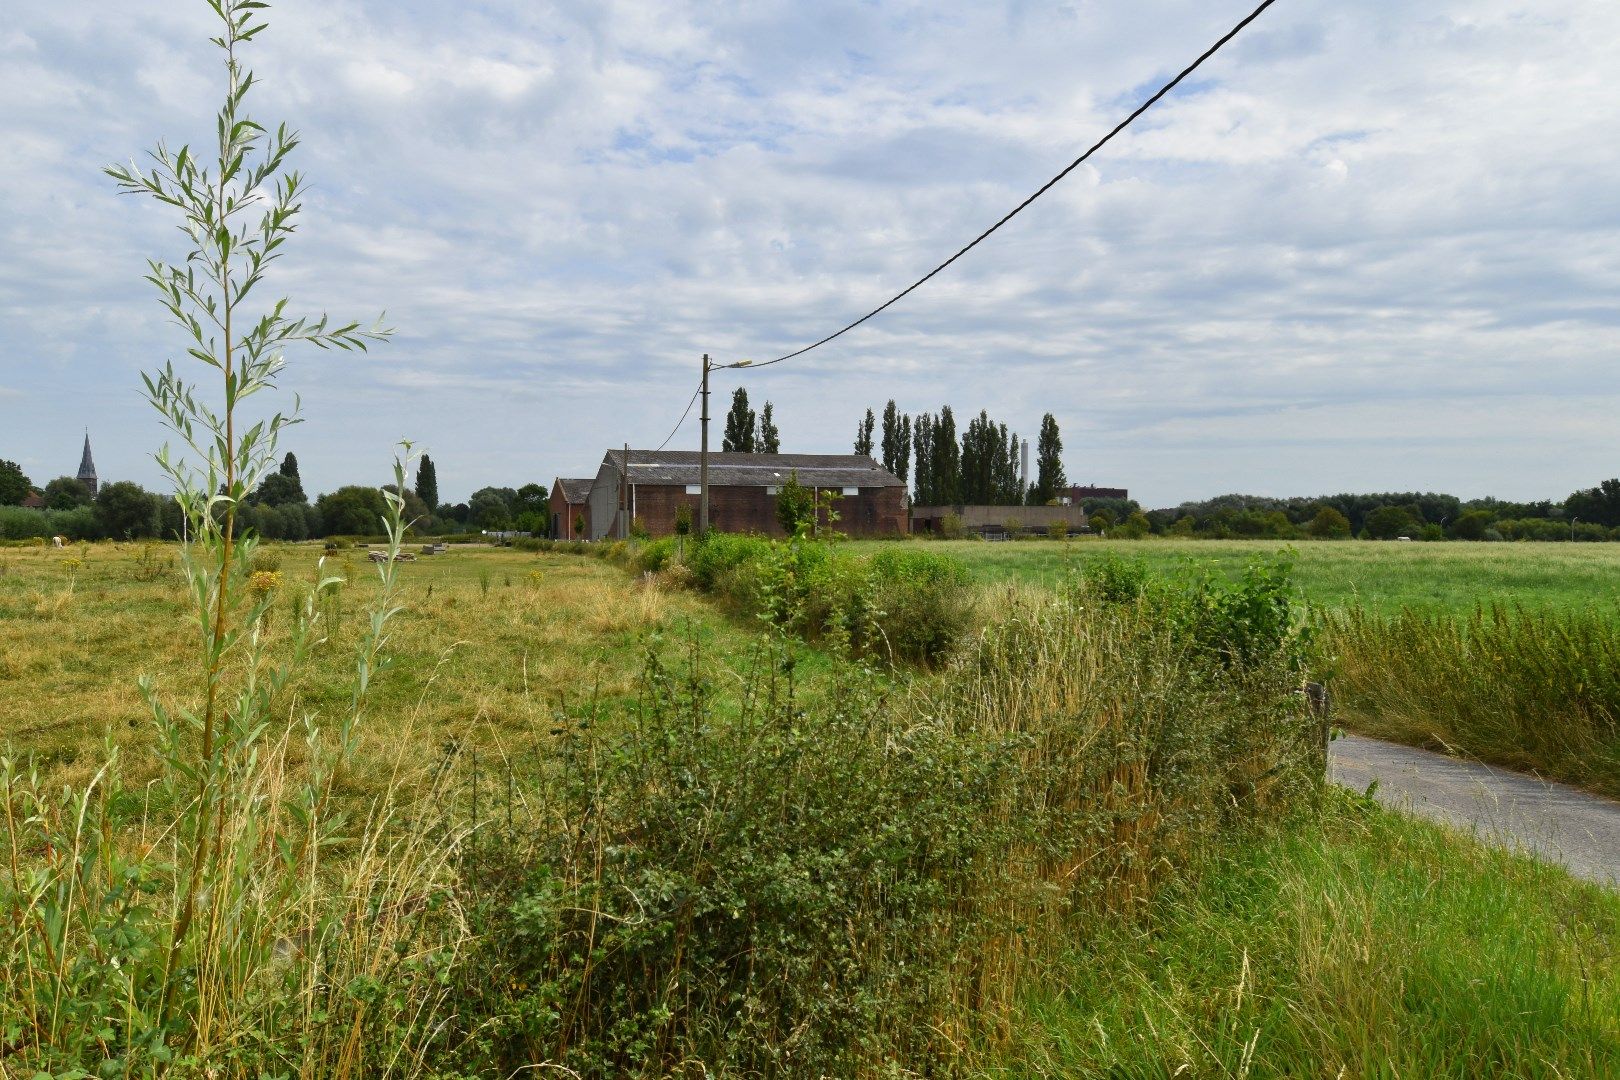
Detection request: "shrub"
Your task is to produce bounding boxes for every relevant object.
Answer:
[686,532,773,592]
[1084,551,1152,605]
[636,536,679,573]
[866,548,973,663]
[0,505,98,541]
[939,511,965,539]
[774,471,813,535]
[1306,506,1352,539]
[1115,510,1152,539]
[1047,518,1069,541]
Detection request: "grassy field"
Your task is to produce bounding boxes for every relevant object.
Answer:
[4,538,1618,1075]
[845,537,1620,616]
[0,541,838,797]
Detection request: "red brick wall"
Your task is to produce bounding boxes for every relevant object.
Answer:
[626,483,908,538]
[548,491,590,539]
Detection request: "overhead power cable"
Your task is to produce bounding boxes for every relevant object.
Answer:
[737,0,1279,372]
[654,383,702,451]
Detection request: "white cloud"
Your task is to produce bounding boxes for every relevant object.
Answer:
[1,0,1618,506]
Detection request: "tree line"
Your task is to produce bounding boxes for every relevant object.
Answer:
[0,451,520,541]
[853,402,1066,506]
[1079,483,1620,542]
[11,443,1618,544]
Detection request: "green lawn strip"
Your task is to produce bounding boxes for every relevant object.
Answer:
[843,538,1620,616]
[1005,789,1620,1078]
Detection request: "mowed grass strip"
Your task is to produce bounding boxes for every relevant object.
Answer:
[0,542,828,799]
[845,537,1620,616]
[1007,788,1620,1078]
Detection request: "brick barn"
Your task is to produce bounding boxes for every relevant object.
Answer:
[584,450,908,539]
[549,478,593,539]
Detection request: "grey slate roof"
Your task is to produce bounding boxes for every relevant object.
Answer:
[604,450,904,489]
[555,478,593,504]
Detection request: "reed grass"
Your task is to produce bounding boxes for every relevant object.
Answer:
[1322,603,1620,797]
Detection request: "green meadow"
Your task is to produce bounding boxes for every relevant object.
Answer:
[845,536,1620,616]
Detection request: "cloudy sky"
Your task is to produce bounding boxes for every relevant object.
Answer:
[2,0,1616,508]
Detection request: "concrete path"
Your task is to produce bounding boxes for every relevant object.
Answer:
[1328,733,1620,887]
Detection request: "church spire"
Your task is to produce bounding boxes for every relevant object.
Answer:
[77,431,98,496]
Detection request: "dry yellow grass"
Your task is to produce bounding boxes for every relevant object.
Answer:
[0,542,772,800]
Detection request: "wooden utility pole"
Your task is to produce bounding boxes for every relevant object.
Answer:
[699,354,711,534]
[699,354,750,536]
[620,442,629,539]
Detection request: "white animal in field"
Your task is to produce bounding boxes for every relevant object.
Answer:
[51,535,66,549]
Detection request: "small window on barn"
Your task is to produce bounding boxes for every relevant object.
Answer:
[765,486,779,495]
[685,484,701,495]
[841,486,860,496]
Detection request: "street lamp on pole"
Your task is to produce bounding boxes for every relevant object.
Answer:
[698,354,751,536]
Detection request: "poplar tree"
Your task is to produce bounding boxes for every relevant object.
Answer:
[855,408,875,456]
[757,402,780,453]
[933,406,960,505]
[879,400,900,474]
[416,453,439,510]
[991,427,1017,508]
[912,413,934,504]
[961,411,1024,505]
[723,388,755,453]
[960,411,995,504]
[279,452,300,479]
[1031,413,1066,505]
[896,414,912,492]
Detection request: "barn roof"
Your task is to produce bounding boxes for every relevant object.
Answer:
[554,477,593,504]
[603,450,904,489]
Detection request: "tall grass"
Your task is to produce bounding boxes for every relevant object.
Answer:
[1013,786,1620,1077]
[1,734,464,1076]
[1323,603,1620,797]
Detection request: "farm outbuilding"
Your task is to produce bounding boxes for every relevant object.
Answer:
[548,478,593,540]
[584,450,908,540]
[911,503,1089,538]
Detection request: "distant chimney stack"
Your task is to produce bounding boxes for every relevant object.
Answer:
[1020,439,1029,494]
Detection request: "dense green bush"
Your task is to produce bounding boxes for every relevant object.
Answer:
[662,536,976,665]
[864,547,973,663]
[634,536,679,572]
[684,532,774,592]
[0,505,98,541]
[1082,551,1308,674]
